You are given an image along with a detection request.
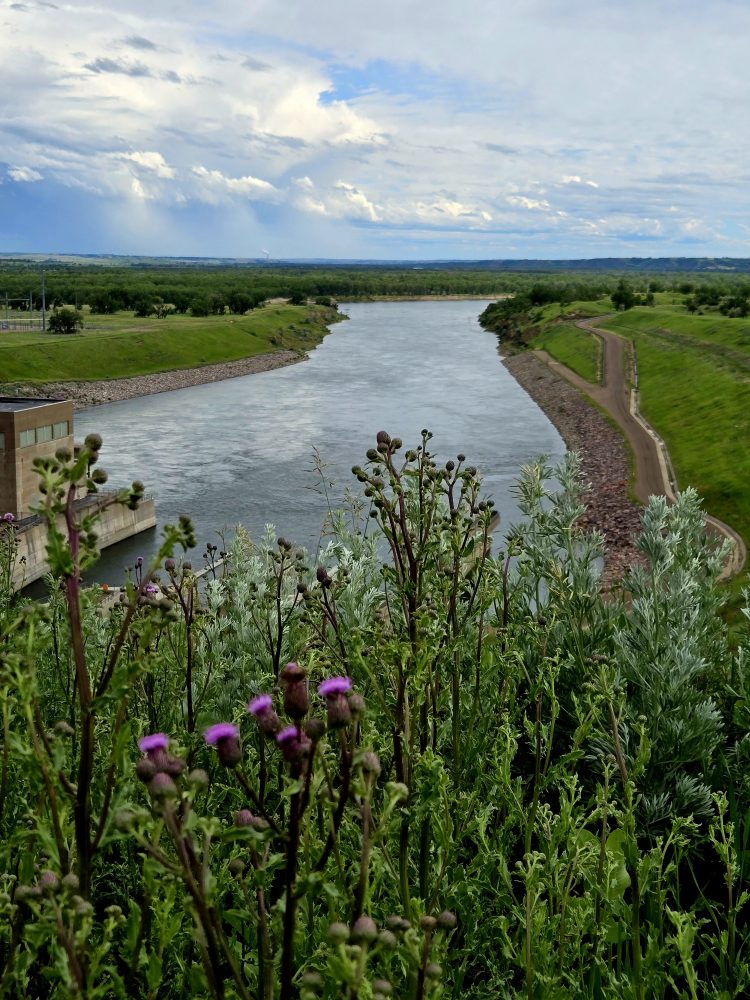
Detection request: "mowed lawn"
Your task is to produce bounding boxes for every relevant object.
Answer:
[530,322,601,383]
[0,305,337,384]
[600,308,750,548]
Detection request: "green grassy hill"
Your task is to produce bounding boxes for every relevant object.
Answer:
[0,303,340,384]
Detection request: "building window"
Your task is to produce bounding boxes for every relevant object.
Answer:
[0,432,4,449]
[53,421,69,439]
[36,424,53,444]
[19,429,35,447]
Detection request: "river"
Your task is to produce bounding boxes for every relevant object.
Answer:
[74,301,565,582]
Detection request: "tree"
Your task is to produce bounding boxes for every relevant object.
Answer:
[48,308,84,334]
[611,279,636,311]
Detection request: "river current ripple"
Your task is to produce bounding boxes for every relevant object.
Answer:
[75,301,565,582]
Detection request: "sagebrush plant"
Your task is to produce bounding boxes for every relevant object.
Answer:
[0,431,748,998]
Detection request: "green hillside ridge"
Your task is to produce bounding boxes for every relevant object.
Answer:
[0,303,341,384]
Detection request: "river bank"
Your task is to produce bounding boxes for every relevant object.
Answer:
[503,351,644,586]
[15,349,305,408]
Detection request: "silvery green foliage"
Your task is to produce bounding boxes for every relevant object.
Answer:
[614,489,729,832]
[507,453,614,672]
[317,532,382,634]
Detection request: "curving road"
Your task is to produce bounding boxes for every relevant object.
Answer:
[533,316,746,580]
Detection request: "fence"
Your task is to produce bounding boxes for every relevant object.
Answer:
[0,319,44,332]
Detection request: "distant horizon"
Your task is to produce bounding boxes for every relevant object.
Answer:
[2,252,750,272]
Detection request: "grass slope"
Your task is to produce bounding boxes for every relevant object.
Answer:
[530,323,600,383]
[0,304,340,384]
[600,308,750,551]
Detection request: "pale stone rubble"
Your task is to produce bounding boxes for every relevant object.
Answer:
[15,350,303,409]
[503,351,645,588]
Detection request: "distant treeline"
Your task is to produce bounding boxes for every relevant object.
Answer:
[3,263,750,316]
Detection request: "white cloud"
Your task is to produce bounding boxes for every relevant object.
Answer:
[506,195,551,211]
[118,151,176,178]
[7,166,42,182]
[191,165,279,202]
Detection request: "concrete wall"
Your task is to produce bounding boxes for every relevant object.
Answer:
[11,497,156,590]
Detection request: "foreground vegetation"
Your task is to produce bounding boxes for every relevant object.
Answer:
[0,304,341,386]
[1,431,749,998]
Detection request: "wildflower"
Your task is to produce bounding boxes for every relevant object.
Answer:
[276,725,311,764]
[204,722,242,768]
[248,694,282,736]
[138,732,170,767]
[3,513,14,523]
[373,980,393,998]
[39,871,59,894]
[319,676,353,728]
[437,910,457,930]
[144,583,159,595]
[280,662,309,720]
[136,556,144,567]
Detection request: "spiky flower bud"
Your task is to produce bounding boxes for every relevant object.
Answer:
[351,915,378,943]
[39,871,59,893]
[437,910,457,929]
[327,921,350,945]
[187,768,210,789]
[426,963,442,979]
[228,858,245,878]
[373,980,393,998]
[420,915,438,932]
[61,873,80,892]
[377,929,397,949]
[281,662,309,719]
[84,433,103,452]
[150,772,178,799]
[136,758,157,783]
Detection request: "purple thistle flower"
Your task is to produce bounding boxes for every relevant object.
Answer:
[136,556,144,567]
[139,732,170,754]
[3,512,14,523]
[248,694,273,716]
[144,583,159,595]
[204,722,242,768]
[204,722,239,745]
[276,725,311,764]
[248,693,281,737]
[276,725,299,746]
[318,676,352,697]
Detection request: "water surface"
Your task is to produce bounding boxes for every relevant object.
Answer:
[75,301,565,580]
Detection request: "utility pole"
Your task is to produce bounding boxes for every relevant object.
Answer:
[41,270,46,332]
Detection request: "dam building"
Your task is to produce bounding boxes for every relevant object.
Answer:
[0,397,156,589]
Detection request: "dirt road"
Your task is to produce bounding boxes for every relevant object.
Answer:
[534,316,746,580]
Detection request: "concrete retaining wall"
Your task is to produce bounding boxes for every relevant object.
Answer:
[12,498,156,590]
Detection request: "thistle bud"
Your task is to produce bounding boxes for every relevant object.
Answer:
[373,980,393,998]
[426,963,442,979]
[351,915,378,943]
[437,910,457,929]
[280,662,309,720]
[377,929,397,949]
[187,768,210,789]
[319,676,353,729]
[420,915,437,932]
[228,858,245,878]
[348,693,366,718]
[38,871,59,894]
[376,431,391,446]
[328,921,350,945]
[304,717,326,743]
[362,752,381,776]
[135,758,157,783]
[149,773,178,799]
[61,873,80,892]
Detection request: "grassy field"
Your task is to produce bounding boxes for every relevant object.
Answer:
[598,306,750,559]
[530,322,601,382]
[0,304,340,384]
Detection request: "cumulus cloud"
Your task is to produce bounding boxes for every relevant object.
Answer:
[7,166,43,182]
[1,0,749,255]
[191,165,280,202]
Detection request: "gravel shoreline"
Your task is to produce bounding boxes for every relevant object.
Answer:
[503,351,644,586]
[17,350,304,409]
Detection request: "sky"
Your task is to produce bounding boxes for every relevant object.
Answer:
[1,0,749,260]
